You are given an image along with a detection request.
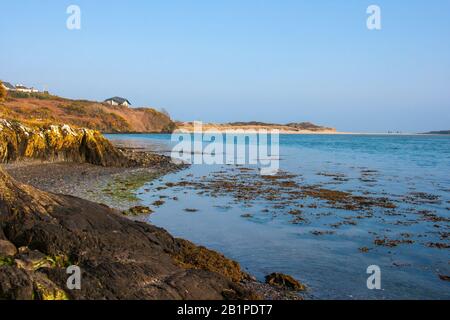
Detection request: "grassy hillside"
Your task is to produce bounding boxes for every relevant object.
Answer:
[0,92,175,133]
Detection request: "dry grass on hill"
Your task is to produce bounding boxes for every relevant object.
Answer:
[0,93,175,133]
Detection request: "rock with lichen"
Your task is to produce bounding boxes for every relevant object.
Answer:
[0,119,131,167]
[0,240,17,257]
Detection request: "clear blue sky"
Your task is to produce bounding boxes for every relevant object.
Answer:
[1,0,449,132]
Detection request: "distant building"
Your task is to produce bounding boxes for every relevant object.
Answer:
[15,84,39,93]
[104,97,131,107]
[1,82,16,91]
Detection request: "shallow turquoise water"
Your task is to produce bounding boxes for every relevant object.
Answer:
[106,134,450,299]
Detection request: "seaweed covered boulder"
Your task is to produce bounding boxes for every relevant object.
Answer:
[0,119,130,166]
[265,273,306,292]
[174,239,249,283]
[0,167,255,300]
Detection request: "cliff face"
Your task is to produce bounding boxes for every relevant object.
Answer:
[0,167,254,300]
[0,119,130,166]
[0,96,175,133]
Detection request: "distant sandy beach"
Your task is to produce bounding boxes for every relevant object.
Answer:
[175,122,344,135]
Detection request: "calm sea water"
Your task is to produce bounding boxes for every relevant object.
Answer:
[106,134,450,299]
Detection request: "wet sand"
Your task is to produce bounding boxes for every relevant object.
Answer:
[5,161,159,210]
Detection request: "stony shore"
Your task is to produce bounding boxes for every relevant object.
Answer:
[0,165,261,299]
[3,147,182,211]
[0,120,305,300]
[2,157,305,300]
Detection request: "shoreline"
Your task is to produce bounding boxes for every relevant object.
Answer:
[2,123,449,299]
[1,162,259,300]
[4,161,153,211]
[3,155,306,300]
[103,131,446,136]
[3,144,185,211]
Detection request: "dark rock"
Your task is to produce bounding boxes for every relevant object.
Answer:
[174,239,250,284]
[374,238,414,247]
[265,273,306,291]
[439,274,450,282]
[0,239,17,257]
[0,266,34,300]
[152,200,165,207]
[0,166,255,300]
[310,230,335,236]
[427,242,450,249]
[123,206,153,216]
[14,249,51,271]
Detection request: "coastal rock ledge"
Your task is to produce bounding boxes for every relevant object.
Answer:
[0,166,256,300]
[0,119,130,167]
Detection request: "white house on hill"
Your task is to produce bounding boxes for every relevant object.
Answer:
[104,97,131,107]
[1,82,15,91]
[1,81,39,93]
[15,84,39,93]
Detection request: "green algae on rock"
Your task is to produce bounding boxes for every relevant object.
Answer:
[102,170,161,202]
[34,279,69,300]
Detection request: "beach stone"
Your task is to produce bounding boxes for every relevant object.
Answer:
[0,266,34,300]
[0,240,17,257]
[174,239,249,283]
[439,274,450,282]
[123,205,153,216]
[265,273,306,291]
[15,250,51,271]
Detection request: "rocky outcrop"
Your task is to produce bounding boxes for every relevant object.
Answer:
[0,119,131,167]
[0,166,255,300]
